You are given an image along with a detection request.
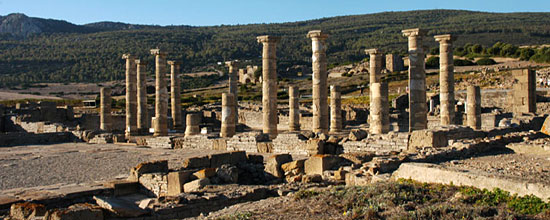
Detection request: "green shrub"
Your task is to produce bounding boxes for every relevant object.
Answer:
[454,59,475,66]
[476,58,497,65]
[426,56,439,68]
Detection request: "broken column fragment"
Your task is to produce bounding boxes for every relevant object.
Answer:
[289,86,300,131]
[330,85,342,133]
[100,87,112,132]
[185,113,201,136]
[226,61,239,125]
[220,93,236,138]
[467,85,481,130]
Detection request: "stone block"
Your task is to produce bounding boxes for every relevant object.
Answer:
[304,154,341,175]
[44,203,104,220]
[167,170,193,196]
[408,130,448,151]
[192,168,216,179]
[216,164,239,183]
[184,178,210,192]
[345,173,370,186]
[281,159,305,174]
[265,154,293,178]
[257,142,273,153]
[138,172,168,197]
[183,156,210,169]
[209,152,232,168]
[334,169,348,180]
[348,129,367,141]
[542,115,550,136]
[230,151,247,165]
[103,180,139,196]
[128,160,168,181]
[10,202,46,220]
[306,139,324,156]
[302,174,323,183]
[212,139,228,150]
[93,196,147,217]
[247,154,264,164]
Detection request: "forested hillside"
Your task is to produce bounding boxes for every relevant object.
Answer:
[1,10,550,87]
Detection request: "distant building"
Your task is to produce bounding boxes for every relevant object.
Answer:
[239,65,259,84]
[386,54,405,72]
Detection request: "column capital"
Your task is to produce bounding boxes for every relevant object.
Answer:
[256,35,281,44]
[434,34,456,43]
[150,49,168,56]
[225,60,239,68]
[402,28,427,37]
[307,30,329,40]
[122,54,135,59]
[167,60,182,66]
[135,59,147,65]
[365,48,383,56]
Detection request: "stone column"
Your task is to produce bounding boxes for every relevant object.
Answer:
[370,82,390,134]
[435,34,456,126]
[184,113,201,136]
[308,30,329,134]
[168,61,183,130]
[150,49,168,136]
[99,87,112,131]
[136,60,149,134]
[288,86,300,131]
[220,93,236,137]
[122,54,138,138]
[467,85,481,130]
[330,85,342,133]
[366,48,383,84]
[225,61,239,125]
[403,28,428,132]
[257,35,281,139]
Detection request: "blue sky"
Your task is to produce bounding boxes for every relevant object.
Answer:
[1,0,549,26]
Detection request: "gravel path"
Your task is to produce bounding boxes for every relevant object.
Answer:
[0,143,223,190]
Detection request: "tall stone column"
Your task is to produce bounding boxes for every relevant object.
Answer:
[100,87,112,131]
[220,93,236,137]
[403,28,428,132]
[168,61,183,131]
[435,34,456,126]
[225,61,239,124]
[184,113,201,136]
[257,35,281,139]
[366,48,383,84]
[122,54,138,138]
[370,83,390,134]
[288,86,300,131]
[308,30,329,134]
[467,85,481,130]
[329,85,342,133]
[136,60,149,134]
[150,49,168,136]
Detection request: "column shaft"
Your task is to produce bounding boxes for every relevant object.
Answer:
[123,54,137,138]
[435,34,456,126]
[100,87,111,131]
[370,82,390,134]
[330,85,342,133]
[308,30,329,134]
[226,61,239,125]
[289,86,300,131]
[257,35,281,139]
[168,61,183,130]
[184,113,201,136]
[136,60,148,133]
[467,85,481,130]
[403,28,428,131]
[151,49,168,136]
[220,93,236,137]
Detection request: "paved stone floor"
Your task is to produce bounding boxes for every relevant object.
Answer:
[0,143,224,190]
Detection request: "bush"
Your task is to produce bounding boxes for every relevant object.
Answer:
[426,56,439,68]
[454,59,475,66]
[476,58,497,65]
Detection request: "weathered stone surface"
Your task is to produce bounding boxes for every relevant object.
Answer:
[467,85,481,130]
[94,196,147,217]
[288,86,300,131]
[330,85,343,133]
[304,155,341,175]
[103,180,139,196]
[192,168,216,179]
[308,30,329,134]
[302,174,323,183]
[10,202,46,220]
[348,129,367,141]
[209,152,232,168]
[128,160,168,181]
[139,172,168,197]
[334,169,347,180]
[511,69,536,115]
[345,172,370,186]
[435,34,456,126]
[216,164,239,183]
[136,60,149,134]
[184,113,201,136]
[281,159,305,174]
[541,115,550,136]
[393,163,550,202]
[184,178,210,192]
[265,154,293,178]
[257,142,273,153]
[45,203,104,220]
[151,49,168,136]
[167,171,192,196]
[306,139,324,156]
[408,130,448,150]
[403,28,428,131]
[168,61,183,130]
[183,156,210,169]
[257,35,281,139]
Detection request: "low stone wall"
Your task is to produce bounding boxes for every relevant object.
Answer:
[393,162,550,202]
[0,132,77,147]
[342,132,409,154]
[272,133,310,155]
[174,135,214,150]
